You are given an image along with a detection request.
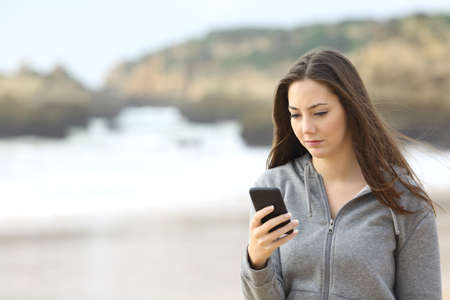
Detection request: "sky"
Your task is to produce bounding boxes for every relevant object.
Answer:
[2,0,450,89]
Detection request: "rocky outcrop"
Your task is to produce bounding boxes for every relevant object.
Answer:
[0,65,125,138]
[1,13,449,148]
[105,13,450,148]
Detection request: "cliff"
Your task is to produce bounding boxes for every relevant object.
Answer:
[105,13,450,148]
[0,65,124,137]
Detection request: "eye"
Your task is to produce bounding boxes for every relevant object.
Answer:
[290,111,328,119]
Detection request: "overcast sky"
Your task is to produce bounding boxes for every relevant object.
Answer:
[2,0,450,89]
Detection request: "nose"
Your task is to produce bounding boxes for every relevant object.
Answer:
[302,116,316,135]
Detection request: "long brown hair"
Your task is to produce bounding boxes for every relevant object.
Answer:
[268,48,441,215]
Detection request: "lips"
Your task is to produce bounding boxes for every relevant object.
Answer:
[305,140,323,146]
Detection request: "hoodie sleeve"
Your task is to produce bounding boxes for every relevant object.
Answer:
[394,209,442,299]
[240,172,286,300]
[240,245,286,299]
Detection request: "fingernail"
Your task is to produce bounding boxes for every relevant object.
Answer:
[267,205,274,210]
[292,219,299,224]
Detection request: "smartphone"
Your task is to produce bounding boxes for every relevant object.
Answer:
[249,187,293,235]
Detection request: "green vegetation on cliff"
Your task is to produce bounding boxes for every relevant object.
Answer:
[1,13,449,147]
[105,13,450,148]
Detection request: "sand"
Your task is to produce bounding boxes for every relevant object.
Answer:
[0,196,449,299]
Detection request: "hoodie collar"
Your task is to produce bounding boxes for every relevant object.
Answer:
[293,152,400,247]
[294,152,373,217]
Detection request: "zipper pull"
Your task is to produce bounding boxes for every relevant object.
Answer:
[328,218,334,233]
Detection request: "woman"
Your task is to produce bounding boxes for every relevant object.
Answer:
[240,48,442,299]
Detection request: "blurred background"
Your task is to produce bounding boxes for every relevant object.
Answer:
[1,0,450,299]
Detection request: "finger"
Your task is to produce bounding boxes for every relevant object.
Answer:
[270,229,299,249]
[260,212,292,233]
[255,221,297,251]
[267,219,299,241]
[259,219,298,245]
[250,205,274,230]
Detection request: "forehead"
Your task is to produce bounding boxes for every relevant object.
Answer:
[287,79,338,108]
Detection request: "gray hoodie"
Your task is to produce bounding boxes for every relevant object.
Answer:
[240,152,441,300]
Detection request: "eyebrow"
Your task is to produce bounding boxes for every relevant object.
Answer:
[288,102,329,110]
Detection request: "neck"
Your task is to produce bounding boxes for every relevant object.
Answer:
[311,147,364,184]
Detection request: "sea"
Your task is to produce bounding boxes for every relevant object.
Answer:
[0,105,448,231]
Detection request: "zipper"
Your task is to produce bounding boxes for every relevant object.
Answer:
[316,172,370,300]
[328,219,334,233]
[322,218,334,300]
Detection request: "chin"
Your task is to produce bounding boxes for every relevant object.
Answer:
[307,148,332,159]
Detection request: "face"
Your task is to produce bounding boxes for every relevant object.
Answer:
[287,79,352,159]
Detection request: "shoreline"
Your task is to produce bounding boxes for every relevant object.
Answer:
[0,186,448,239]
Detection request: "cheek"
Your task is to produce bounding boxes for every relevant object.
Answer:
[290,120,296,133]
[290,120,303,140]
[326,112,348,137]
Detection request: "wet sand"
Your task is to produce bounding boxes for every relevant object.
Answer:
[0,194,449,300]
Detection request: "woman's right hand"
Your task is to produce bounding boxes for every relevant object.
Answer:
[247,205,299,269]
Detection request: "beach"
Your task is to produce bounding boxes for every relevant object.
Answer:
[0,208,251,299]
[0,193,449,299]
